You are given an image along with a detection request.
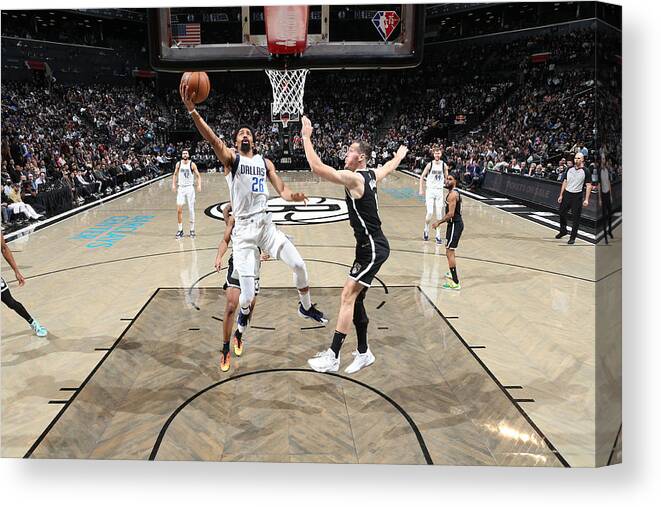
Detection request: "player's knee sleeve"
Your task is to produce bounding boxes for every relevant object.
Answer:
[239,276,256,309]
[279,240,309,289]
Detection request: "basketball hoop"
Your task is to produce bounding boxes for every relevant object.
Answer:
[262,5,310,127]
[266,67,309,127]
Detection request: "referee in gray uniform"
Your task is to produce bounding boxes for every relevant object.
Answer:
[556,152,592,244]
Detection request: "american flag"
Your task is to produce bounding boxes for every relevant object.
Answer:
[172,23,201,47]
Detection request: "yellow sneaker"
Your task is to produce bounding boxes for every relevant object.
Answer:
[220,350,231,372]
[233,332,243,357]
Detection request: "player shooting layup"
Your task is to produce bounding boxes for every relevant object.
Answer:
[418,147,448,243]
[180,84,328,332]
[172,149,201,238]
[300,115,408,374]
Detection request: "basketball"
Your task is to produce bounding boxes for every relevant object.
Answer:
[181,71,210,104]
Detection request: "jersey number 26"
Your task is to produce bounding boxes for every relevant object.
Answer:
[251,176,265,193]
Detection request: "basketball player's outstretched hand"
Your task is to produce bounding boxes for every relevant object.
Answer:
[15,270,25,287]
[180,84,196,112]
[395,145,408,159]
[291,192,308,205]
[301,116,313,138]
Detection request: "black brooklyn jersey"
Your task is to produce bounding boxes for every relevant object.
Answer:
[345,169,383,241]
[445,188,463,223]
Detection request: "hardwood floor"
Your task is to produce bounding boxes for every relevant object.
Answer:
[1,171,621,466]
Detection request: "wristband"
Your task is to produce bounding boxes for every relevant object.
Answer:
[188,109,197,115]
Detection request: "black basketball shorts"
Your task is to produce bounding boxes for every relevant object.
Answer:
[445,221,464,250]
[348,235,390,288]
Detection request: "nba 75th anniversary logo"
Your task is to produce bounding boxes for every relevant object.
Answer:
[204,196,349,225]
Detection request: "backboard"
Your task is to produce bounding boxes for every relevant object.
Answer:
[148,5,424,72]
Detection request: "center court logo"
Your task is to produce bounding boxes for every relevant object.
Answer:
[204,196,348,225]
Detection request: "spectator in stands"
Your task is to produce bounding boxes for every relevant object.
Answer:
[6,182,43,220]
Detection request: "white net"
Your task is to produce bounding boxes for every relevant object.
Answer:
[265,68,309,126]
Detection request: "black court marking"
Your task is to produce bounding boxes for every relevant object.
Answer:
[148,368,433,465]
[188,328,200,331]
[504,386,523,390]
[446,316,459,319]
[190,268,227,292]
[607,424,622,466]
[120,318,133,322]
[59,387,79,392]
[514,399,536,403]
[416,286,570,467]
[25,285,560,466]
[596,268,622,283]
[48,400,68,405]
[301,325,326,330]
[251,325,276,331]
[376,301,386,309]
[211,316,223,322]
[470,345,486,349]
[94,348,112,352]
[378,326,389,330]
[24,288,161,459]
[5,242,599,289]
[296,244,598,283]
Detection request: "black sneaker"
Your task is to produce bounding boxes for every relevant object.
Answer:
[175,230,184,239]
[567,238,575,245]
[189,230,196,238]
[298,303,329,325]
[555,231,568,239]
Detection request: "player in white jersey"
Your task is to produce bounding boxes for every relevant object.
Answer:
[180,84,328,331]
[418,147,448,244]
[172,149,201,238]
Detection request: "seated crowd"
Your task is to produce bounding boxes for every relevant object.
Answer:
[1,81,171,231]
[2,23,619,231]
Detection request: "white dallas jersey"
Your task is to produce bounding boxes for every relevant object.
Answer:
[427,160,446,191]
[229,153,269,218]
[178,160,195,187]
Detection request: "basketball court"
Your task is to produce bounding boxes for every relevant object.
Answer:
[1,169,621,466]
[1,5,621,467]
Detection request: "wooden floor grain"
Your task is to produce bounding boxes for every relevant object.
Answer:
[1,171,621,466]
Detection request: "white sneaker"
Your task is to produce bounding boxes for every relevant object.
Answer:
[344,348,375,374]
[308,349,339,373]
